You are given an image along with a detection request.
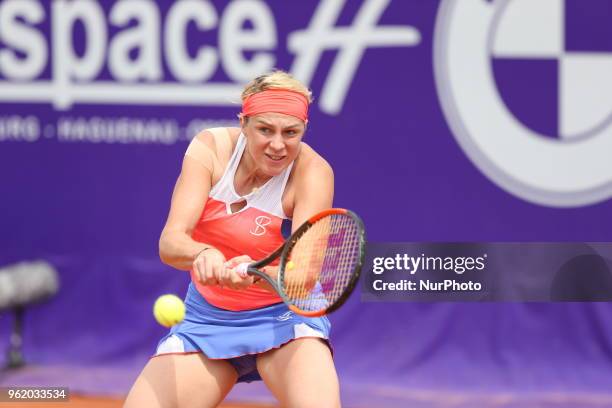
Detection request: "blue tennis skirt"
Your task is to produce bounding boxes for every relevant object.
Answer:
[154,283,332,383]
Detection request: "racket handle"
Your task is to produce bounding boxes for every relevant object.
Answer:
[235,262,249,278]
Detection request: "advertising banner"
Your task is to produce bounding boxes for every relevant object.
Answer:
[1,1,612,406]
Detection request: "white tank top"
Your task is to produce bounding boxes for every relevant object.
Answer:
[209,132,293,219]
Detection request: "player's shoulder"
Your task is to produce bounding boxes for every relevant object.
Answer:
[192,127,241,160]
[295,142,334,179]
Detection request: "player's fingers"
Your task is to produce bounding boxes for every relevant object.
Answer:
[225,255,252,269]
[220,265,238,289]
[203,258,219,286]
[193,257,207,285]
[230,269,253,289]
[225,273,239,290]
[217,262,232,288]
[212,262,226,287]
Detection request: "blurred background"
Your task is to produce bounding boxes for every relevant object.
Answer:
[1,0,612,407]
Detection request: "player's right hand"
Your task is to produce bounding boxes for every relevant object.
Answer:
[222,255,255,290]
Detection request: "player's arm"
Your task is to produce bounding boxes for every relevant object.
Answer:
[159,130,219,272]
[291,156,334,231]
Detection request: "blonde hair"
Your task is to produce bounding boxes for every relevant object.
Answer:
[241,70,313,104]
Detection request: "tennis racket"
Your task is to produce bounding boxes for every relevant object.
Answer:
[236,208,365,317]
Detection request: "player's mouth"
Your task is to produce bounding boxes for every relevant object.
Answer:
[265,154,285,162]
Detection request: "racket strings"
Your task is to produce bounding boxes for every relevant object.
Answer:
[284,217,330,304]
[284,214,362,312]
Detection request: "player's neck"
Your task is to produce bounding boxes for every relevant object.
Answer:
[236,153,271,193]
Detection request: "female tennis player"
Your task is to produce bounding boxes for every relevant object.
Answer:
[124,71,340,407]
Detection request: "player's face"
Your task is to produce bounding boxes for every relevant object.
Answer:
[242,113,306,177]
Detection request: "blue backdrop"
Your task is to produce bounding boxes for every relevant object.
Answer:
[1,1,611,406]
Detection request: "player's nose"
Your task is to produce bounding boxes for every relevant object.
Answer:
[269,133,285,151]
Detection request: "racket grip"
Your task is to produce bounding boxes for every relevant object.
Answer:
[235,262,249,278]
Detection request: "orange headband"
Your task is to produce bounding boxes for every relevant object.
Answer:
[242,89,309,122]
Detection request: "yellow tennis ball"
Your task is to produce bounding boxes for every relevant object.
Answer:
[153,294,185,328]
[286,260,295,270]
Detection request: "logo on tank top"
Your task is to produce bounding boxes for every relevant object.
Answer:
[250,215,272,236]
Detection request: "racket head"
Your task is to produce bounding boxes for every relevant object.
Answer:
[278,208,365,317]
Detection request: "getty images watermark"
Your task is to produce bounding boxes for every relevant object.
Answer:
[362,243,612,302]
[371,252,486,292]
